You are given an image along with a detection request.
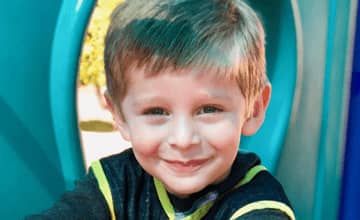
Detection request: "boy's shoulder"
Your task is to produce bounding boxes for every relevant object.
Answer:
[210,151,294,219]
[93,148,144,177]
[235,151,289,197]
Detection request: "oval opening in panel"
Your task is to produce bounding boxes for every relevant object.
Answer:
[241,0,301,172]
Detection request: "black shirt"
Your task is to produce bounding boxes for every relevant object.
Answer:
[26,149,295,219]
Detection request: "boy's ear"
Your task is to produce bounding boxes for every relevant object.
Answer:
[242,82,271,136]
[104,91,116,115]
[104,91,131,141]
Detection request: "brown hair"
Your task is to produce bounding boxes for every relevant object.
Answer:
[104,0,266,112]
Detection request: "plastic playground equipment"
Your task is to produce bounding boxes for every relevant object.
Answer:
[0,0,358,219]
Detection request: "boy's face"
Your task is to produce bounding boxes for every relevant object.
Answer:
[109,67,268,197]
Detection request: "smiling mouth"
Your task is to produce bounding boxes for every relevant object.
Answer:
[163,158,209,173]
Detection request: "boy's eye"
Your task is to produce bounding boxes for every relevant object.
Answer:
[198,105,223,114]
[143,107,169,116]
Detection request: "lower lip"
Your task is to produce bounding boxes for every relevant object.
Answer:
[164,159,209,173]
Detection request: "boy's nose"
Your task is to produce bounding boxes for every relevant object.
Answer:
[167,116,200,149]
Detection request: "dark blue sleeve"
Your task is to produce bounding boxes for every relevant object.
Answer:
[24,170,110,220]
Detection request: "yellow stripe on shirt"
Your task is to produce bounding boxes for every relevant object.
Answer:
[230,200,296,220]
[91,160,116,220]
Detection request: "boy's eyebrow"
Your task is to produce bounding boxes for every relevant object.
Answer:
[198,90,234,101]
[131,96,165,108]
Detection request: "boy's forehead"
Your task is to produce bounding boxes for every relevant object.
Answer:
[122,65,245,103]
[125,63,237,83]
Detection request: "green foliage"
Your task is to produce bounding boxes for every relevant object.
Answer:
[78,0,123,86]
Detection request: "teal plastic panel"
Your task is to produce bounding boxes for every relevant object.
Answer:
[0,0,64,218]
[0,0,96,218]
[276,0,357,219]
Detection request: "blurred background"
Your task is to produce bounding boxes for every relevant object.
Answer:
[0,0,359,219]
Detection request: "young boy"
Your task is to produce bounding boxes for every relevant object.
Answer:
[28,0,295,219]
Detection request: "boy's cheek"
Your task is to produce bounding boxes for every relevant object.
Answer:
[199,116,242,141]
[128,124,167,155]
[199,120,242,150]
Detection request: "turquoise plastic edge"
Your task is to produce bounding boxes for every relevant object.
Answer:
[50,0,96,189]
[242,1,300,173]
